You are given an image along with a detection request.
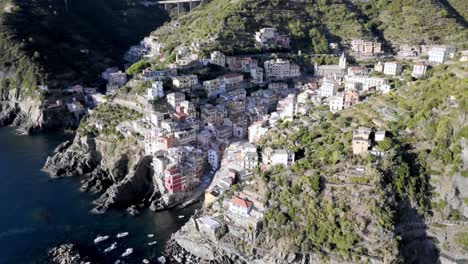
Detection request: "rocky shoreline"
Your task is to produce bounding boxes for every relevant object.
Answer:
[0,100,79,135]
[48,244,93,264]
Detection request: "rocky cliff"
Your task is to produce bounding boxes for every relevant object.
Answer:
[42,103,172,213]
[43,131,155,213]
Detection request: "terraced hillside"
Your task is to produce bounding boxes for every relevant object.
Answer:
[151,0,468,58]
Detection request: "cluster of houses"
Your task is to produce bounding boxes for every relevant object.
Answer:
[85,25,466,238]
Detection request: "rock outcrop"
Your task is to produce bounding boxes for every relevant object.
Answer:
[43,136,101,178]
[43,133,162,212]
[93,155,155,210]
[48,244,91,264]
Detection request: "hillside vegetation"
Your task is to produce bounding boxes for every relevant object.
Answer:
[152,0,468,58]
[255,62,467,262]
[0,0,168,99]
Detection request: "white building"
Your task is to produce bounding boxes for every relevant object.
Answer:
[147,81,164,100]
[383,61,402,76]
[428,46,456,64]
[344,75,387,91]
[319,79,339,97]
[264,59,300,79]
[210,51,226,67]
[411,63,427,79]
[263,147,295,167]
[167,92,185,109]
[375,131,386,142]
[329,93,344,113]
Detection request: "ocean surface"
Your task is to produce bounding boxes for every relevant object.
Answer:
[0,128,198,264]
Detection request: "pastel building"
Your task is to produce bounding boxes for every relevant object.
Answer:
[350,39,382,55]
[352,127,372,155]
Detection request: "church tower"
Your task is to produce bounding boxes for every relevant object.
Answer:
[339,53,347,69]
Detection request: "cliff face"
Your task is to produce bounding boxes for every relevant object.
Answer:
[43,132,155,212]
[42,103,166,212]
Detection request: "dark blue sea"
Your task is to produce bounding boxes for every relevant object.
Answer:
[0,128,197,264]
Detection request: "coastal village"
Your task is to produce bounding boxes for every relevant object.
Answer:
[1,0,467,263]
[42,22,466,263]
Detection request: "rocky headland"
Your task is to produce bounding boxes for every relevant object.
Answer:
[41,102,205,213]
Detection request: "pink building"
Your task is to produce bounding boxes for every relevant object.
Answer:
[164,167,183,193]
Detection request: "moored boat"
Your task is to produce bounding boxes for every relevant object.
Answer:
[94,235,109,244]
[121,248,134,257]
[116,232,129,238]
[104,242,117,253]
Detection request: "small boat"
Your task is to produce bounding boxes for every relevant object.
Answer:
[147,234,154,238]
[178,215,184,219]
[143,259,150,264]
[147,241,157,246]
[116,232,129,238]
[121,248,134,257]
[104,242,117,253]
[114,260,122,264]
[94,235,109,244]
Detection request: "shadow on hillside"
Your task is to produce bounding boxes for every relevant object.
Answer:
[395,204,439,264]
[436,0,468,28]
[341,0,395,53]
[2,0,169,87]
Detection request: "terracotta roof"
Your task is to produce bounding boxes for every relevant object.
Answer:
[224,73,243,78]
[230,196,253,209]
